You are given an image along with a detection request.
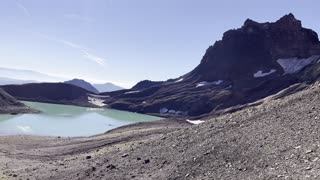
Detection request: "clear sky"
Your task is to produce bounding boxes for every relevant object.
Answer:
[0,0,319,88]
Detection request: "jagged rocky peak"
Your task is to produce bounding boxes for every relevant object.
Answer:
[275,13,301,27]
[243,18,259,27]
[190,14,320,83]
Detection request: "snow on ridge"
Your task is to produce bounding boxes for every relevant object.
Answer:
[196,80,223,87]
[253,69,277,78]
[186,120,205,125]
[124,90,140,94]
[277,55,320,74]
[175,78,184,83]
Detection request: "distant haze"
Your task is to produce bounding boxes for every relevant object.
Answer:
[93,83,124,93]
[0,67,124,89]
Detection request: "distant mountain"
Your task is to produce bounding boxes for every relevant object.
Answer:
[0,67,65,82]
[0,77,36,85]
[64,79,99,94]
[93,82,124,93]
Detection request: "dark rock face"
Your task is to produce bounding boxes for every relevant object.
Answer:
[104,14,320,117]
[64,79,99,94]
[189,13,320,83]
[1,83,92,106]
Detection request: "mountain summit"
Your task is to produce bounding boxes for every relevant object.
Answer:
[64,79,99,94]
[102,14,320,117]
[188,13,320,84]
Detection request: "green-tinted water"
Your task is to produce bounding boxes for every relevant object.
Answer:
[0,101,161,137]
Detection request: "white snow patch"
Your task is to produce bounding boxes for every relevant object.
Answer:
[175,78,184,83]
[160,108,169,114]
[88,97,106,107]
[196,80,223,87]
[168,110,176,114]
[277,55,320,74]
[186,120,205,125]
[17,125,32,133]
[124,91,140,94]
[253,69,277,78]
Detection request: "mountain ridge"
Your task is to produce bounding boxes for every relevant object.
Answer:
[93,82,124,93]
[102,14,320,117]
[64,79,99,94]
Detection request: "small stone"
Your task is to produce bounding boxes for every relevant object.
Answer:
[122,154,128,158]
[306,149,313,154]
[306,166,312,170]
[86,156,92,160]
[185,173,190,177]
[294,146,301,149]
[107,164,116,170]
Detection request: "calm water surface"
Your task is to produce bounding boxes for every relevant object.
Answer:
[0,101,161,137]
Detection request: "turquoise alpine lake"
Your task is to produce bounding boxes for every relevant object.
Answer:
[0,101,161,137]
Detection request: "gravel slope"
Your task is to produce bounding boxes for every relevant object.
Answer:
[2,82,320,179]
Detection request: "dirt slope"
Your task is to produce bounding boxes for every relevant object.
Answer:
[2,81,320,179]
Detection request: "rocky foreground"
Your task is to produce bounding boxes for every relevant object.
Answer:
[1,81,320,179]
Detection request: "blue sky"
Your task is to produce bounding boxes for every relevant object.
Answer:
[0,0,319,88]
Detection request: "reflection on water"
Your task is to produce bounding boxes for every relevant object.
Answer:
[0,101,161,137]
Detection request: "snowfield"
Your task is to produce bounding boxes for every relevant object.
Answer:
[253,69,276,78]
[124,91,140,94]
[277,55,320,74]
[196,80,223,87]
[186,119,205,125]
